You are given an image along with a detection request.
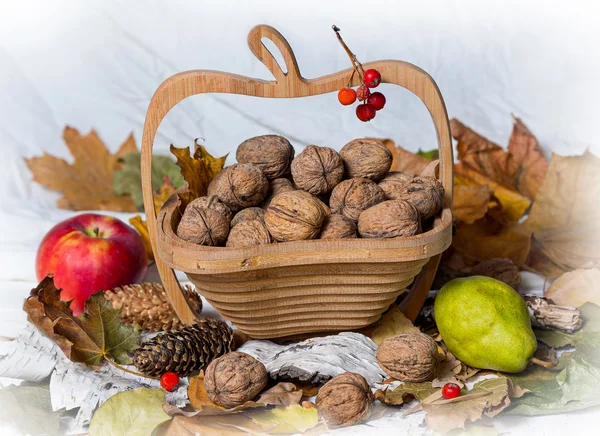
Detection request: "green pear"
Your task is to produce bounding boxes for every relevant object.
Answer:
[434,276,537,373]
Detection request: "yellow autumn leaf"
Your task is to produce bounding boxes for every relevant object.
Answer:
[129,216,153,261]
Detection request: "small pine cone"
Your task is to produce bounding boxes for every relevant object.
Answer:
[132,319,234,377]
[104,283,202,332]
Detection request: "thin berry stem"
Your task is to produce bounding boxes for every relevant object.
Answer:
[105,357,159,379]
[332,25,365,83]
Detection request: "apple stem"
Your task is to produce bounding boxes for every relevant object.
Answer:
[530,356,559,369]
[92,227,100,237]
[105,357,159,379]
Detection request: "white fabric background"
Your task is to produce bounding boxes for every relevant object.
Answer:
[0,0,599,433]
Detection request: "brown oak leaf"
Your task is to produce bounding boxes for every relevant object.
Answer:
[23,276,140,367]
[24,127,137,212]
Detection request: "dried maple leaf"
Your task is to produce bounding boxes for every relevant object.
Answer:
[545,269,600,308]
[381,139,432,175]
[129,216,153,261]
[171,142,227,212]
[23,275,140,367]
[453,183,494,224]
[25,127,138,212]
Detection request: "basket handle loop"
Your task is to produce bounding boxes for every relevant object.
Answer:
[247,25,303,84]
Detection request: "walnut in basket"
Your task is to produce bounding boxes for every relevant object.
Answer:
[319,213,357,239]
[358,200,421,238]
[177,203,230,246]
[291,145,344,195]
[400,176,444,220]
[231,207,265,228]
[264,190,326,241]
[236,135,295,180]
[329,178,386,222]
[378,171,413,200]
[260,177,295,208]
[226,220,272,248]
[316,372,374,427]
[185,195,233,222]
[339,138,392,181]
[207,163,269,211]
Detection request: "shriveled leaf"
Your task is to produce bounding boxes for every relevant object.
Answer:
[24,276,140,366]
[187,371,225,412]
[112,152,183,209]
[154,176,178,212]
[545,269,600,308]
[375,382,438,406]
[257,383,303,407]
[452,218,532,266]
[453,183,494,224]
[371,305,420,344]
[23,295,73,358]
[25,127,137,212]
[382,139,432,175]
[89,388,169,436]
[194,139,228,180]
[0,384,61,436]
[250,404,319,434]
[129,215,154,261]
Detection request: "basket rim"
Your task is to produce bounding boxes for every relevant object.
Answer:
[155,194,453,274]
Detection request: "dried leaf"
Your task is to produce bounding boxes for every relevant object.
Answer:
[250,404,319,434]
[0,384,61,436]
[257,383,303,407]
[25,127,137,212]
[89,388,169,436]
[112,152,183,210]
[194,139,229,180]
[375,382,438,406]
[24,276,140,366]
[129,216,154,261]
[371,305,420,345]
[452,218,532,266]
[545,269,600,308]
[453,183,494,224]
[154,175,178,212]
[523,151,600,275]
[382,139,432,175]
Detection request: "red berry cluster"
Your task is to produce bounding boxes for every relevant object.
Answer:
[333,26,386,122]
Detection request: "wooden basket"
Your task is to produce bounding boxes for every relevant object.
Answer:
[141,25,454,339]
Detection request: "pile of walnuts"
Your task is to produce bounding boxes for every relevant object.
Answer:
[177,135,444,248]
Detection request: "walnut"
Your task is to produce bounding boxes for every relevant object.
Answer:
[315,196,331,216]
[186,195,233,222]
[469,258,521,290]
[329,178,386,222]
[319,214,357,240]
[378,171,413,200]
[176,203,230,246]
[236,135,295,180]
[260,178,296,208]
[207,163,269,212]
[291,145,344,195]
[339,138,392,181]
[400,176,444,220]
[376,332,440,382]
[204,352,268,408]
[316,372,373,427]
[264,190,325,241]
[231,207,265,228]
[358,200,421,238]
[226,220,272,248]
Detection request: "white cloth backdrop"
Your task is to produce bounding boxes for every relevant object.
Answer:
[0,0,599,433]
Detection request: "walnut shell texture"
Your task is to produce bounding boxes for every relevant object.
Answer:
[176,204,230,246]
[291,145,344,195]
[469,258,521,290]
[319,214,357,240]
[236,135,295,180]
[260,178,296,208]
[185,195,233,222]
[226,220,272,248]
[376,332,439,382]
[339,138,392,181]
[207,163,269,212]
[231,207,265,228]
[400,176,444,220]
[378,171,413,200]
[316,372,374,427]
[265,190,326,242]
[329,178,386,222]
[204,352,268,408]
[358,200,421,238]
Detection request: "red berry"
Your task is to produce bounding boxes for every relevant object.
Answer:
[442,383,461,399]
[338,88,357,106]
[160,372,180,392]
[363,69,381,88]
[367,92,386,111]
[356,103,376,122]
[356,85,370,101]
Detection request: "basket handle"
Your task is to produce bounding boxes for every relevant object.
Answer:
[141,24,454,326]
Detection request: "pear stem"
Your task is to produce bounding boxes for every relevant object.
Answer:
[530,356,559,369]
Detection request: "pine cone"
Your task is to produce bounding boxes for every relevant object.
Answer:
[132,319,234,376]
[104,283,202,332]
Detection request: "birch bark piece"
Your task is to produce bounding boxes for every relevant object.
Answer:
[524,296,583,333]
[238,332,387,385]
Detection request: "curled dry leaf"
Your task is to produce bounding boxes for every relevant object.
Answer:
[24,127,138,212]
[545,269,600,308]
[453,183,494,224]
[374,382,438,406]
[370,305,420,345]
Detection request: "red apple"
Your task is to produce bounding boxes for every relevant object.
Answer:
[36,213,148,315]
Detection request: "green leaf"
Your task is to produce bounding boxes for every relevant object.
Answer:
[89,388,170,436]
[0,384,61,436]
[250,405,319,434]
[112,152,183,209]
[416,148,439,160]
[534,329,576,348]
